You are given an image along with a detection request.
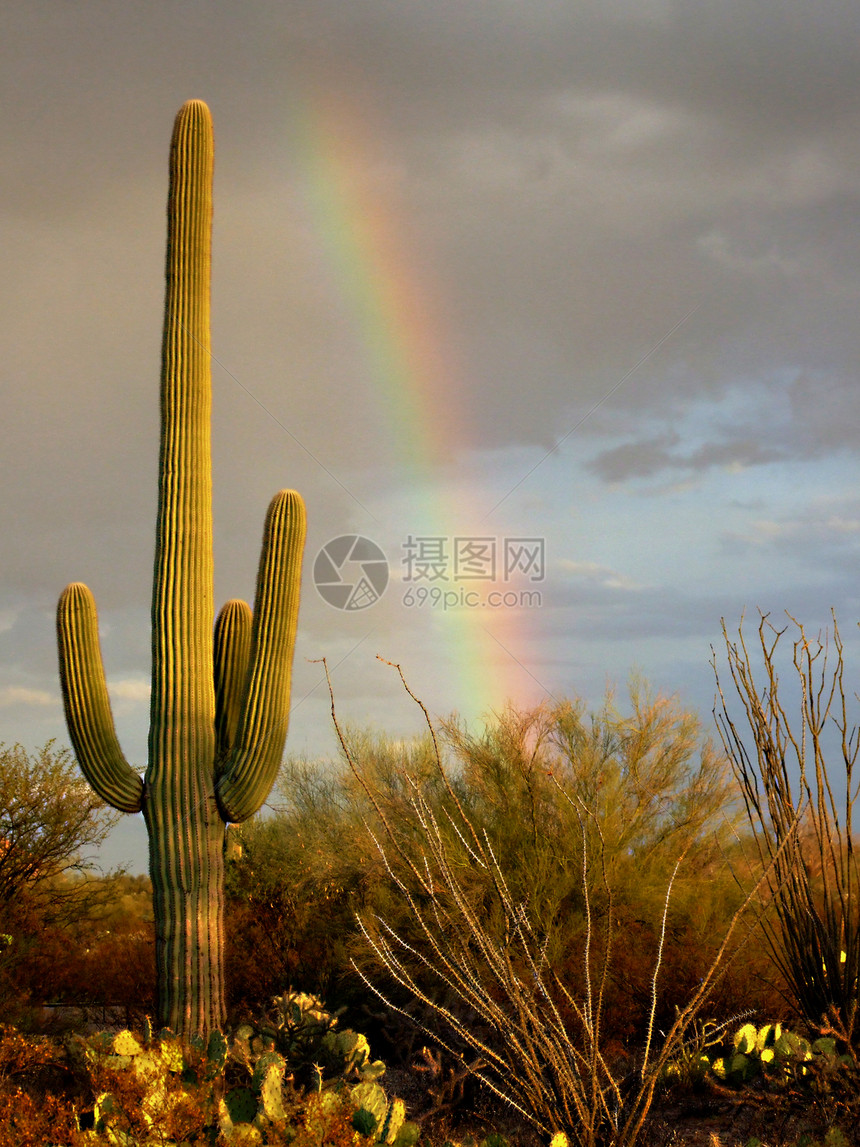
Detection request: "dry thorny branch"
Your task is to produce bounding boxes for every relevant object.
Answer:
[714,610,860,1045]
[316,656,799,1147]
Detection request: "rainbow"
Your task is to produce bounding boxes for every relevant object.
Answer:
[284,81,547,724]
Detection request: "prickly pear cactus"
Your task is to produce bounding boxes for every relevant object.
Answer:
[378,1096,407,1144]
[231,988,387,1089]
[351,1081,389,1126]
[74,1028,204,1142]
[226,996,418,1144]
[321,1027,386,1082]
[349,1084,418,1146]
[73,1018,419,1146]
[664,1020,855,1092]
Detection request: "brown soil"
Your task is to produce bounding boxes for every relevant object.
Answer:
[385,1063,857,1147]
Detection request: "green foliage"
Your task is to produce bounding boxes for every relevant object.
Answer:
[0,743,129,1024]
[447,680,739,900]
[225,682,758,1051]
[438,1138,519,1147]
[799,1131,850,1147]
[0,743,118,917]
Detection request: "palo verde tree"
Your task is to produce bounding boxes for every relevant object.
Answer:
[56,100,306,1036]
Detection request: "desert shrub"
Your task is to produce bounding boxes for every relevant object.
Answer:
[320,659,789,1147]
[226,676,754,1049]
[224,789,377,1017]
[0,1025,85,1145]
[442,680,739,912]
[0,743,125,1025]
[436,687,756,1047]
[0,743,120,920]
[3,873,156,1032]
[0,1089,83,1147]
[715,612,860,1044]
[70,923,156,1027]
[224,732,450,1024]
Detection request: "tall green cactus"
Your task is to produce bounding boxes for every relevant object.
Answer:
[56,100,306,1036]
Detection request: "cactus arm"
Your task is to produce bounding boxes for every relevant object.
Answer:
[214,598,252,760]
[216,489,306,822]
[56,582,144,813]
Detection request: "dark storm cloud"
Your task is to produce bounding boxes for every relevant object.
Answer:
[585,363,860,483]
[311,0,860,459]
[2,0,858,497]
[277,0,860,137]
[586,432,784,481]
[536,561,860,648]
[3,0,860,811]
[6,1,858,442]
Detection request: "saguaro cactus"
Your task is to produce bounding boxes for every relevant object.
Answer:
[56,100,306,1036]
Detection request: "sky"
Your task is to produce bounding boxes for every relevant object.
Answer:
[2,1,860,874]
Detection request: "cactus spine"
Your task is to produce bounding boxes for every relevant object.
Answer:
[56,100,306,1036]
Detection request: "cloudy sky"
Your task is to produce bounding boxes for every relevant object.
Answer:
[2,1,859,873]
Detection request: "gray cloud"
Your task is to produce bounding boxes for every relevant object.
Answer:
[587,431,786,481]
[4,2,859,463]
[720,495,860,570]
[3,1,860,873]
